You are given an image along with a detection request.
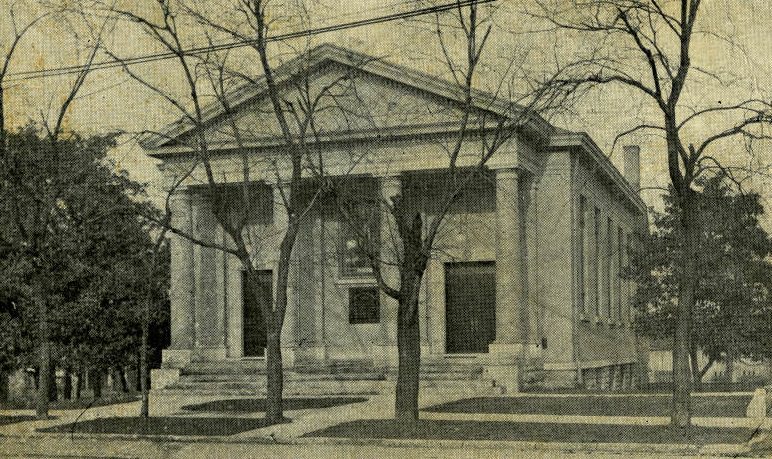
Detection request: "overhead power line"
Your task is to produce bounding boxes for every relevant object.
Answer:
[6,0,495,83]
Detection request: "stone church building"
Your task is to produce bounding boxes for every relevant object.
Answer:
[145,44,648,394]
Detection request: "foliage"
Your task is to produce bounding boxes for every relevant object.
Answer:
[630,174,772,364]
[0,125,169,383]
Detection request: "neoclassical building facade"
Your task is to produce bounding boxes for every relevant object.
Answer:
[146,44,648,393]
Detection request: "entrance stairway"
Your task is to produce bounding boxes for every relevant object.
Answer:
[154,358,504,396]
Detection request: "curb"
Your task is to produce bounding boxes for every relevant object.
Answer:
[0,430,754,457]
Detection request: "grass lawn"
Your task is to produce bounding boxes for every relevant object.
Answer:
[39,416,277,436]
[424,395,752,418]
[182,396,368,413]
[0,416,36,426]
[306,419,755,445]
[1,394,140,410]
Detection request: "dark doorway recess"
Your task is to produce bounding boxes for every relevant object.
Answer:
[243,270,271,357]
[445,261,496,353]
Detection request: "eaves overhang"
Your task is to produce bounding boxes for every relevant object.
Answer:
[549,132,647,214]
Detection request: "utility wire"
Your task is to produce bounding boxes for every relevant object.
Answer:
[5,0,495,83]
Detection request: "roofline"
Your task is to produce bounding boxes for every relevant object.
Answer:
[549,132,647,213]
[140,43,554,151]
[142,43,643,213]
[146,122,515,159]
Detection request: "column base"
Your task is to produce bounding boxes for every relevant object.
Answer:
[373,344,399,371]
[486,342,521,393]
[193,347,228,362]
[295,346,327,363]
[488,342,524,359]
[150,368,181,390]
[161,349,192,369]
[281,346,296,368]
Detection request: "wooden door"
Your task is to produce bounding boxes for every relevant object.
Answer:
[445,262,496,353]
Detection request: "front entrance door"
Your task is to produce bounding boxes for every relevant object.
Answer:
[445,261,496,353]
[243,270,271,357]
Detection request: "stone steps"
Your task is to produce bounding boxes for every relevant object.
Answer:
[157,378,503,397]
[179,371,387,383]
[181,360,267,375]
[155,358,500,396]
[158,379,388,396]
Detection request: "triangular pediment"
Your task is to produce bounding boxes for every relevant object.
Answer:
[144,44,529,152]
[181,63,499,149]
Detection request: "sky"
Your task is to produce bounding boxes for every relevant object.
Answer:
[2,0,771,223]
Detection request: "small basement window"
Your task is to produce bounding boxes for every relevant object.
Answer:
[349,287,380,324]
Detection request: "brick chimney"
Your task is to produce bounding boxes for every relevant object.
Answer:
[623,145,641,192]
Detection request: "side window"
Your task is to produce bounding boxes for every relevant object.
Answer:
[340,219,377,277]
[594,207,601,316]
[605,216,612,317]
[617,226,624,321]
[339,182,379,278]
[349,287,380,324]
[578,196,587,314]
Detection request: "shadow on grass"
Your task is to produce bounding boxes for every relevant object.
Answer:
[305,419,755,445]
[38,416,279,436]
[424,395,752,418]
[181,397,368,413]
[0,416,36,426]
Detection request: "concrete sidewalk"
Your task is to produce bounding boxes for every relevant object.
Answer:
[0,393,767,458]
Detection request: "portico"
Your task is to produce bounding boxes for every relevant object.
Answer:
[147,44,648,394]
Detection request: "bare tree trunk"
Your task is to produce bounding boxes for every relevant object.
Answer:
[75,370,83,399]
[672,191,697,428]
[0,370,8,403]
[0,86,5,157]
[119,368,128,393]
[395,282,421,422]
[47,359,57,402]
[89,368,102,398]
[140,318,149,417]
[725,349,736,384]
[689,343,702,392]
[135,354,141,392]
[265,329,284,422]
[392,205,427,422]
[258,258,289,423]
[35,286,50,419]
[62,367,72,400]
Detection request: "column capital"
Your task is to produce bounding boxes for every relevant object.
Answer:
[376,173,403,183]
[266,179,293,189]
[168,189,192,207]
[492,166,524,178]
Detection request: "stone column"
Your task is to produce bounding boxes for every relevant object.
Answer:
[526,179,541,352]
[491,168,525,351]
[375,175,401,370]
[164,190,195,367]
[489,168,525,392]
[192,193,227,360]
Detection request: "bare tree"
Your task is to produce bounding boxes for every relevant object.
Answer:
[532,0,772,428]
[0,2,52,165]
[334,2,573,421]
[105,0,366,422]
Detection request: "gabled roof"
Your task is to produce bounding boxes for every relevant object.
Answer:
[139,43,554,151]
[141,43,644,212]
